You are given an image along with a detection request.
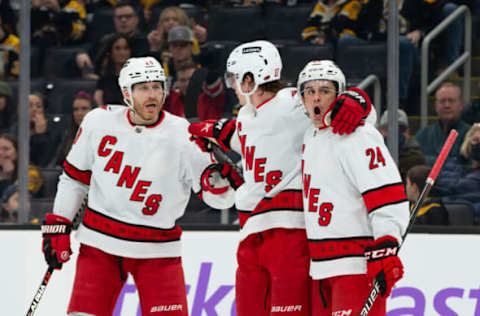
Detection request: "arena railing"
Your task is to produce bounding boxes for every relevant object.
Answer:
[420,5,472,128]
[357,74,382,119]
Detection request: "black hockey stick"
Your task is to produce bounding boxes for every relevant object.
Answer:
[205,138,243,177]
[359,129,458,316]
[26,266,55,316]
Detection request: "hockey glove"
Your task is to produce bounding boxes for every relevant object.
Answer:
[364,235,404,297]
[201,163,244,194]
[41,213,73,269]
[330,87,372,135]
[216,163,244,189]
[188,118,236,152]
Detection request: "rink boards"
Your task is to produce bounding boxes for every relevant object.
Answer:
[2,230,480,315]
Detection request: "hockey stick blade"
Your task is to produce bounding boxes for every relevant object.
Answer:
[26,266,55,316]
[359,129,458,316]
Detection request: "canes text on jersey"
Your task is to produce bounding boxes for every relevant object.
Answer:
[302,159,333,226]
[98,135,162,215]
[237,122,283,192]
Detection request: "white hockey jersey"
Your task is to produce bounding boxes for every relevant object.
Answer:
[53,106,234,258]
[230,88,311,241]
[301,123,409,280]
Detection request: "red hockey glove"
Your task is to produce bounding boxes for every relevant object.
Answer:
[216,163,244,189]
[364,235,404,297]
[330,87,372,135]
[41,213,73,269]
[201,163,244,194]
[188,118,236,152]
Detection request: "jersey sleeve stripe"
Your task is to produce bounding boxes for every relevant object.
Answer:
[308,236,373,261]
[362,183,407,214]
[83,207,182,242]
[63,160,92,185]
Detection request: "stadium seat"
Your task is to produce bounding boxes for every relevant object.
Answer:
[264,4,311,44]
[40,167,62,198]
[44,46,87,79]
[47,79,97,114]
[207,6,264,42]
[336,43,387,81]
[6,79,46,108]
[85,8,115,43]
[280,44,335,84]
[31,45,43,78]
[445,201,475,226]
[208,40,240,72]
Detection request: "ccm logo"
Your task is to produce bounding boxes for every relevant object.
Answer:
[365,247,398,260]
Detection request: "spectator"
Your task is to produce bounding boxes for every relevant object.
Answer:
[55,91,94,166]
[0,133,44,199]
[443,123,480,217]
[301,0,364,46]
[0,0,17,34]
[75,1,149,79]
[163,61,229,120]
[0,16,20,79]
[29,93,63,167]
[406,165,448,225]
[357,0,432,107]
[377,109,427,180]
[428,1,464,74]
[31,0,87,46]
[148,6,206,57]
[415,81,471,165]
[93,33,132,105]
[163,25,197,85]
[0,82,16,133]
[0,184,42,224]
[0,184,19,223]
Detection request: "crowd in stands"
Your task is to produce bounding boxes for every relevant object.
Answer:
[1,0,480,224]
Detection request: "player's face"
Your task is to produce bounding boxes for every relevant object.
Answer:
[131,81,164,124]
[231,76,254,106]
[302,80,337,128]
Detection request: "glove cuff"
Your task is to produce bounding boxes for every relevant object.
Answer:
[42,213,72,235]
[365,235,399,261]
[347,87,372,118]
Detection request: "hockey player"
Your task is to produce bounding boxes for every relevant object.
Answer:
[40,57,241,316]
[188,41,372,316]
[298,60,410,315]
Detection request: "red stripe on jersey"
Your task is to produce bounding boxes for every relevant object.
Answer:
[63,160,92,185]
[308,237,373,261]
[237,190,303,228]
[83,207,182,242]
[362,183,407,213]
[253,190,303,215]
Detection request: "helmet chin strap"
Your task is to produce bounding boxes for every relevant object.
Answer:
[239,82,258,117]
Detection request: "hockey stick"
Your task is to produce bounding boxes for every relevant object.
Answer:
[359,129,458,316]
[26,266,55,316]
[208,140,243,177]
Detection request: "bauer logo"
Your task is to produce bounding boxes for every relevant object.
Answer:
[113,262,236,316]
[242,46,261,54]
